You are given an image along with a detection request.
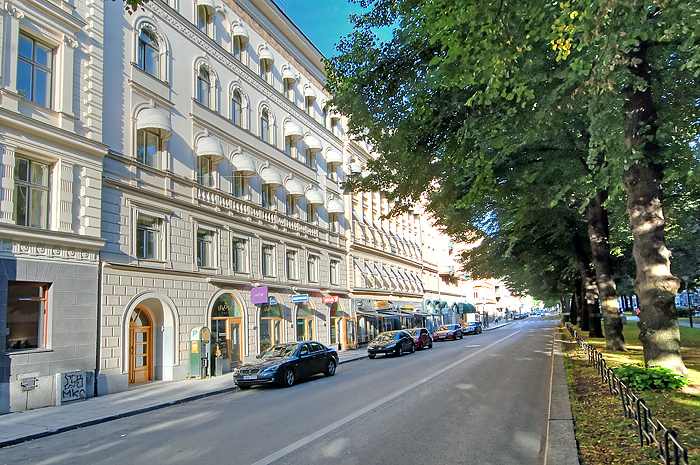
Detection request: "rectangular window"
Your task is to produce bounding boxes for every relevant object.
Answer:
[233,36,243,61]
[286,250,297,280]
[197,228,214,268]
[307,203,316,223]
[197,6,211,35]
[285,195,297,217]
[305,149,315,168]
[330,259,339,286]
[14,157,49,229]
[136,214,161,260]
[284,79,294,101]
[305,96,314,117]
[232,172,246,198]
[261,184,274,209]
[197,156,213,188]
[17,34,53,108]
[262,244,274,277]
[6,282,49,351]
[329,213,338,233]
[284,136,294,156]
[136,129,162,168]
[307,255,317,282]
[260,60,271,83]
[232,238,247,272]
[260,112,270,142]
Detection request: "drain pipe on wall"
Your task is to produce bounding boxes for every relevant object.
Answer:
[94,260,105,398]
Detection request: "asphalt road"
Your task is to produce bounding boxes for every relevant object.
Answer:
[2,318,558,465]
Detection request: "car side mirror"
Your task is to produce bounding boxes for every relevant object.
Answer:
[255,353,261,359]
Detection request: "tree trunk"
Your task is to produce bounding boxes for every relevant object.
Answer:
[579,275,590,332]
[570,288,579,326]
[622,40,687,375]
[586,190,626,349]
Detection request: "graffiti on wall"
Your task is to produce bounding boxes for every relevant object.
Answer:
[61,371,87,402]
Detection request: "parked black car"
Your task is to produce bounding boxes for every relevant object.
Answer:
[367,330,415,358]
[461,321,483,335]
[233,341,338,389]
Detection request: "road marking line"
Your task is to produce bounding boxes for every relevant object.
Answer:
[251,331,521,465]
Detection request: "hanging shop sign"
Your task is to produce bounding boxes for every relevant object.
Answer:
[323,295,339,304]
[269,297,278,306]
[376,301,389,309]
[251,286,269,305]
[292,294,309,303]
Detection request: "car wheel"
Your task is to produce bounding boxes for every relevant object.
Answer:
[396,345,403,357]
[410,343,415,353]
[324,359,337,376]
[428,341,433,349]
[459,333,464,339]
[368,354,376,359]
[282,368,295,387]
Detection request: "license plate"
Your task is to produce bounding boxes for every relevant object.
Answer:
[438,334,445,338]
[242,375,257,380]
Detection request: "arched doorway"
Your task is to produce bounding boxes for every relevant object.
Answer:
[211,293,243,368]
[259,301,283,352]
[296,303,314,341]
[330,303,357,350]
[129,307,152,384]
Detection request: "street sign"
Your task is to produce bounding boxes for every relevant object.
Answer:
[269,297,278,306]
[323,295,339,304]
[292,294,309,303]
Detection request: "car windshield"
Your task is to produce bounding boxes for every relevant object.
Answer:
[437,325,452,331]
[374,332,397,342]
[407,329,420,336]
[259,343,299,359]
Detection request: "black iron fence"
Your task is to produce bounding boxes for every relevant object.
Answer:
[565,323,690,465]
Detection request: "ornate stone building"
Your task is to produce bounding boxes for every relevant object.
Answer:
[0,0,106,412]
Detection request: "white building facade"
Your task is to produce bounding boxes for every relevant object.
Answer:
[0,0,106,412]
[99,0,352,394]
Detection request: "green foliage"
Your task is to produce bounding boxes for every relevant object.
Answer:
[117,0,150,14]
[611,364,689,392]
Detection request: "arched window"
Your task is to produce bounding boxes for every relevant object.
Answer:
[137,26,160,78]
[211,294,243,365]
[260,109,270,143]
[231,90,242,126]
[197,65,210,107]
[296,304,314,342]
[260,302,283,352]
[197,5,212,35]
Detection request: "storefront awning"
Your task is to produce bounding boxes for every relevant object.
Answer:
[259,46,274,64]
[303,85,316,100]
[353,258,368,276]
[305,135,323,153]
[196,136,224,164]
[232,24,249,45]
[232,153,256,177]
[326,149,343,167]
[282,67,296,82]
[260,167,283,189]
[285,178,305,198]
[284,121,304,141]
[197,0,215,16]
[305,188,324,206]
[327,199,344,215]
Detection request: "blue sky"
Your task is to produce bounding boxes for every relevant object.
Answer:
[273,0,366,57]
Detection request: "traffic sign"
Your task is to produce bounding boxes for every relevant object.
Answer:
[292,294,309,303]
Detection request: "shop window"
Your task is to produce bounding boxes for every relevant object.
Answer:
[196,65,211,107]
[261,183,274,209]
[232,237,247,272]
[137,26,160,78]
[286,249,297,280]
[260,302,282,352]
[197,227,214,268]
[6,282,49,351]
[307,255,318,283]
[330,259,339,285]
[14,157,49,229]
[136,214,162,260]
[296,304,314,342]
[260,109,270,143]
[197,155,213,188]
[231,172,246,197]
[262,244,274,277]
[136,128,162,168]
[17,33,53,108]
[231,90,242,126]
[211,293,243,365]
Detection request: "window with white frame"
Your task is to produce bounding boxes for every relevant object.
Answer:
[232,172,247,198]
[305,148,315,168]
[285,195,297,217]
[196,227,214,268]
[17,33,53,108]
[137,26,160,78]
[330,259,339,286]
[260,109,270,143]
[233,35,243,61]
[262,244,274,277]
[136,213,162,260]
[14,157,49,229]
[6,281,49,351]
[329,213,339,233]
[284,78,294,101]
[286,249,297,280]
[304,96,314,117]
[231,90,242,126]
[261,184,274,209]
[232,237,247,272]
[136,128,162,168]
[197,155,213,188]
[197,5,212,36]
[259,58,272,84]
[196,65,211,107]
[306,203,316,223]
[307,255,318,283]
[284,135,297,158]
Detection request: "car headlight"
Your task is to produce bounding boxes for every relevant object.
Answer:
[261,364,282,375]
[233,368,241,375]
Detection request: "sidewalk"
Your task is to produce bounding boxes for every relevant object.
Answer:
[0,349,368,448]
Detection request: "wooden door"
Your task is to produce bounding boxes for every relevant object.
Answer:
[129,308,152,384]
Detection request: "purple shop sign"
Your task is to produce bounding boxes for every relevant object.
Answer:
[251,286,269,305]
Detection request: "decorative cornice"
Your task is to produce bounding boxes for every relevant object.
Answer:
[4,2,24,19]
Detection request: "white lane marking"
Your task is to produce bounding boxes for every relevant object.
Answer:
[251,330,521,465]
